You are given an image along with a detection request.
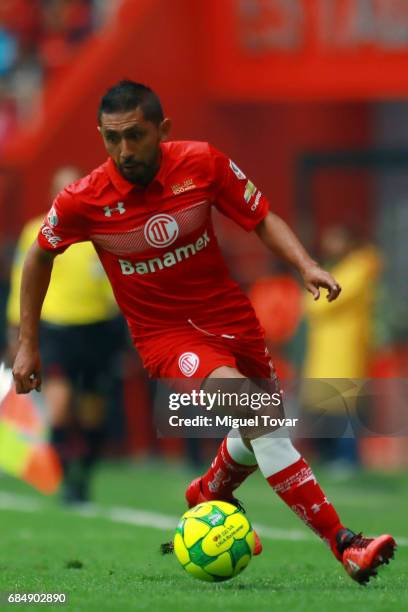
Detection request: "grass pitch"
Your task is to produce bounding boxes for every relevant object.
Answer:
[0,461,406,611]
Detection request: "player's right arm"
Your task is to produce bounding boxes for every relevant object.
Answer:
[12,188,87,394]
[12,242,57,393]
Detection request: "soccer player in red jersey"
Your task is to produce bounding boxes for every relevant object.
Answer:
[12,81,395,584]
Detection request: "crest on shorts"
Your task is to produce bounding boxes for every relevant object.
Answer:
[178,352,200,377]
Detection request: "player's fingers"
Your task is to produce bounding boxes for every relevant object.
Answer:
[28,371,42,393]
[13,374,31,394]
[13,377,21,393]
[327,282,342,302]
[306,283,320,300]
[13,371,39,394]
[34,372,42,392]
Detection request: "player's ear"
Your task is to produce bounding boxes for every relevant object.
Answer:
[159,118,171,142]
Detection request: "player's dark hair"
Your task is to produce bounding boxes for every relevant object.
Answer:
[98,80,164,125]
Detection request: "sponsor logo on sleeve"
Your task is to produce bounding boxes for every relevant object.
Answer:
[47,206,59,227]
[41,225,62,248]
[229,160,246,180]
[244,180,257,203]
[251,190,262,212]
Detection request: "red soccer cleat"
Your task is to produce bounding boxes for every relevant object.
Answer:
[185,477,263,556]
[336,528,397,585]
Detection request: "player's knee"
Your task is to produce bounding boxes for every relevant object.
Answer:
[250,434,300,476]
[77,393,106,429]
[206,365,244,379]
[44,379,72,426]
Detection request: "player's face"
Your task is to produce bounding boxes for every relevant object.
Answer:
[98,107,171,185]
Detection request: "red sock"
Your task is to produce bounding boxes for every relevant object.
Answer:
[267,457,345,559]
[201,438,257,500]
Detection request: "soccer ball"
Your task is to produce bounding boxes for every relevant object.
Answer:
[173,501,255,582]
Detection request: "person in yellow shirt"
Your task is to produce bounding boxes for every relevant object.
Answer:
[7,166,124,503]
[302,225,382,468]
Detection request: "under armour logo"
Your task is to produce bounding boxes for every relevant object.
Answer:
[104,202,126,217]
[346,559,361,572]
[311,497,329,514]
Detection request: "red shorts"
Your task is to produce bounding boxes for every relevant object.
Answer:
[136,323,273,380]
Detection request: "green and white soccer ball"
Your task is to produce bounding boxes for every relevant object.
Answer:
[173,501,255,582]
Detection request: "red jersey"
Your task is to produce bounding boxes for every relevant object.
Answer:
[38,141,270,346]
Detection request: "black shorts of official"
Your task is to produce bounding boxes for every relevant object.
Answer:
[39,317,126,393]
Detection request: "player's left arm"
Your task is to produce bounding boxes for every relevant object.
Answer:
[255,212,341,302]
[208,145,340,302]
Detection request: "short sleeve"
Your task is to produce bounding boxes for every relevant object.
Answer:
[209,145,270,231]
[37,188,87,253]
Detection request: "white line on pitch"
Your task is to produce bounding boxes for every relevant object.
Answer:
[0,491,406,546]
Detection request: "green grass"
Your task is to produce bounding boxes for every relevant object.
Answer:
[0,462,406,611]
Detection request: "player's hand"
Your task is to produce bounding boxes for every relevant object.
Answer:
[12,342,42,394]
[301,263,341,302]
